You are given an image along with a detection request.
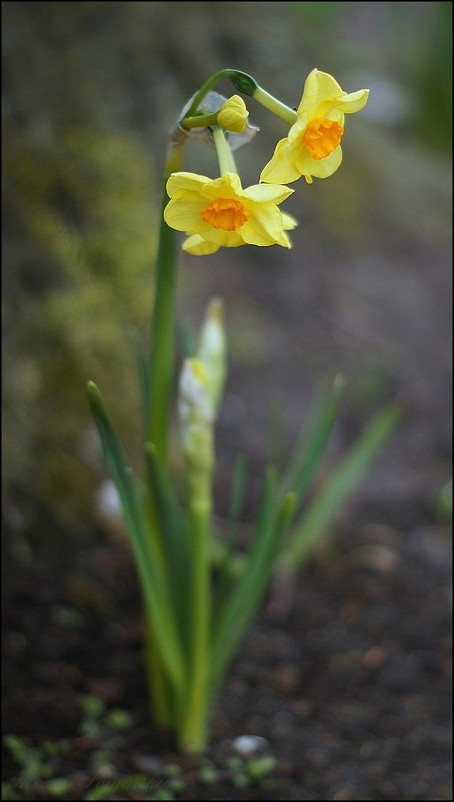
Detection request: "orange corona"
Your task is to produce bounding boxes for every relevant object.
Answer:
[201,198,251,231]
[303,118,344,161]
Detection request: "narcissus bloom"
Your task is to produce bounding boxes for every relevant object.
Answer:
[260,69,369,185]
[164,171,297,255]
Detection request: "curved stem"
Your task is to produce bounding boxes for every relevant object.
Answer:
[180,111,218,130]
[183,69,235,119]
[182,68,258,120]
[253,85,297,125]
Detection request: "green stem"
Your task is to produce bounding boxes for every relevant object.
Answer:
[183,69,236,119]
[253,85,298,125]
[144,608,172,729]
[143,485,172,730]
[182,68,258,120]
[179,477,212,753]
[146,137,185,733]
[211,127,237,175]
[148,138,185,458]
[180,111,219,129]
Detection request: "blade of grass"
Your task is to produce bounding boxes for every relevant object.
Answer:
[280,402,402,571]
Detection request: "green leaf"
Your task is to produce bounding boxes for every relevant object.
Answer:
[280,374,343,499]
[145,443,192,646]
[281,402,402,570]
[210,469,296,695]
[87,381,186,695]
[212,454,248,617]
[126,327,149,441]
[137,341,150,439]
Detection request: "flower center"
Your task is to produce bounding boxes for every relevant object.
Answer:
[201,198,251,231]
[303,117,344,160]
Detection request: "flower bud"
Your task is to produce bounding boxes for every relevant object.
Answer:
[217,95,249,133]
[178,359,214,477]
[196,298,227,415]
[176,91,259,150]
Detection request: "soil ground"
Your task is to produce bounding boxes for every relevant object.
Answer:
[2,504,452,800]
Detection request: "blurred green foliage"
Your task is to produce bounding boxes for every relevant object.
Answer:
[384,1,452,151]
[3,126,156,526]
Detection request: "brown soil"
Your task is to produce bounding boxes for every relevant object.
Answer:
[2,489,452,800]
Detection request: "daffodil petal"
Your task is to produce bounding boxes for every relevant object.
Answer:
[244,182,293,204]
[295,144,343,180]
[167,172,211,197]
[287,116,308,145]
[277,230,293,248]
[201,172,244,199]
[281,212,298,231]
[325,108,345,125]
[297,69,343,114]
[182,235,221,256]
[198,227,245,248]
[337,89,370,113]
[260,139,302,184]
[241,205,285,245]
[164,195,207,231]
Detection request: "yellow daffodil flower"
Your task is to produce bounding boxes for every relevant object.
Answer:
[164,171,296,254]
[260,69,369,185]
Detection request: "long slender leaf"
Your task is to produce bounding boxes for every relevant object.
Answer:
[145,443,192,646]
[281,402,402,570]
[280,374,344,499]
[210,491,296,697]
[226,455,248,538]
[211,467,275,638]
[126,327,149,440]
[87,381,186,694]
[209,467,296,696]
[137,343,150,440]
[212,454,248,618]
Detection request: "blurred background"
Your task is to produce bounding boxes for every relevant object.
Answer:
[3,0,451,539]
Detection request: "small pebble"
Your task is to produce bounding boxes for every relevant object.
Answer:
[353,544,399,573]
[132,754,164,774]
[362,646,389,669]
[232,734,269,757]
